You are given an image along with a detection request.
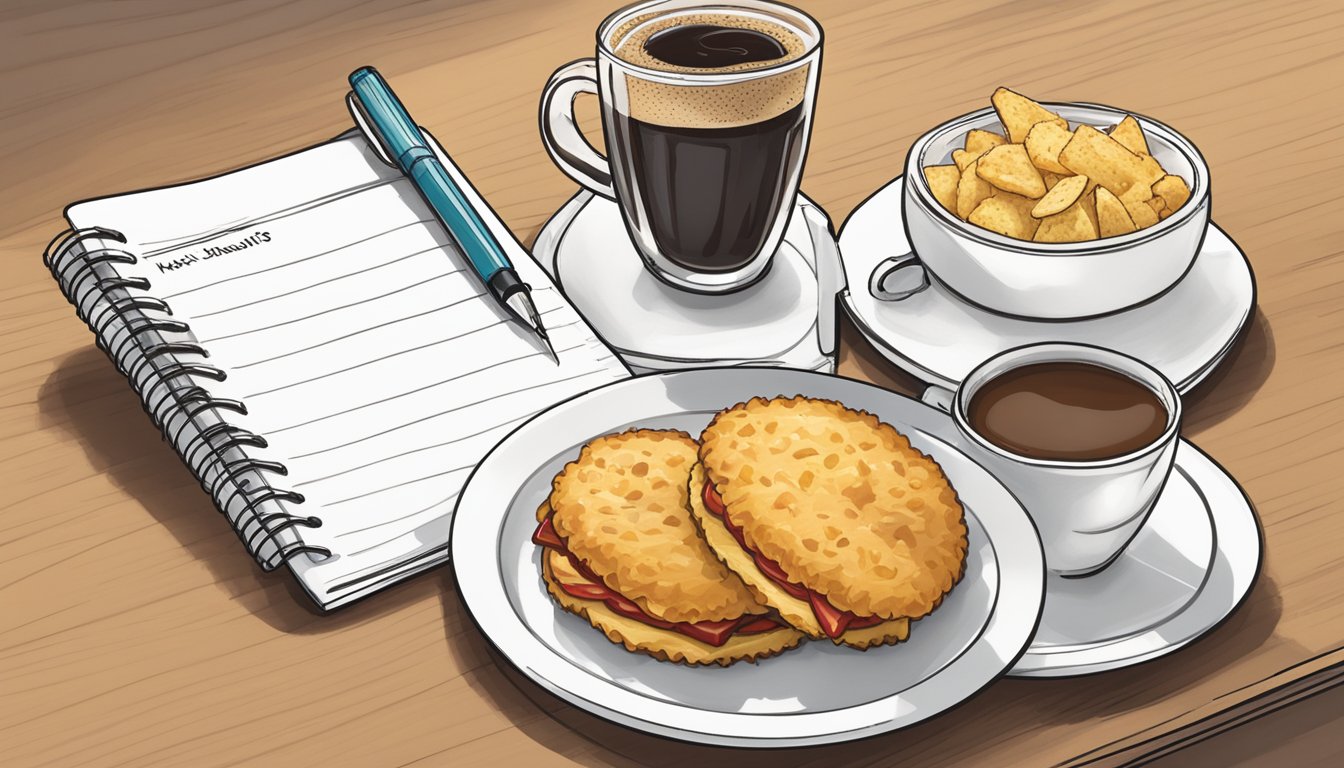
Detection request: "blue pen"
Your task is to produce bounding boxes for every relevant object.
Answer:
[347,66,556,362]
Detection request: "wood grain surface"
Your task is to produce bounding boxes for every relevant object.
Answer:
[3,0,1342,765]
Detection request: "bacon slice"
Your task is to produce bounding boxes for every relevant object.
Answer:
[532,516,565,549]
[703,483,887,638]
[532,514,784,647]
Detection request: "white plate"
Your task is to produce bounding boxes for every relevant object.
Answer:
[1010,440,1261,677]
[838,176,1255,394]
[451,368,1044,747]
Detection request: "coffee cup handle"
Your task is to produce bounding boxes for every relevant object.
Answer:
[920,383,955,413]
[868,251,930,302]
[540,59,617,200]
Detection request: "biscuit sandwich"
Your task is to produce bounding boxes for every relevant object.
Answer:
[533,428,803,666]
[690,397,969,649]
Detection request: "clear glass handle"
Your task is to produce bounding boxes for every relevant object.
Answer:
[540,59,615,199]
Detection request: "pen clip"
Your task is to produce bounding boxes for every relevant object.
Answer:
[347,91,397,168]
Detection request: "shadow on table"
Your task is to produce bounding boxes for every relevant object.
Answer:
[1180,307,1275,434]
[446,559,1288,767]
[37,345,438,633]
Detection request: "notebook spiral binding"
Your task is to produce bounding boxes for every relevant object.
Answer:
[44,226,330,569]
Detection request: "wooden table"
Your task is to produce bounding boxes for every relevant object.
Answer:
[4,1,1341,765]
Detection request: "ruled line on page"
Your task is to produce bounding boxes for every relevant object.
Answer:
[242,311,573,399]
[292,411,539,489]
[142,177,403,257]
[160,218,434,299]
[288,369,609,461]
[269,342,583,434]
[138,216,248,249]
[190,246,448,319]
[336,494,461,540]
[229,286,558,369]
[230,294,483,369]
[195,273,457,344]
[323,464,476,506]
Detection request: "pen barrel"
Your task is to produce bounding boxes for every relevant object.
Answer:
[408,154,510,280]
[349,66,512,281]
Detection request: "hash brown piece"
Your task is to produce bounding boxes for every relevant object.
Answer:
[547,429,765,624]
[688,462,911,648]
[698,397,969,621]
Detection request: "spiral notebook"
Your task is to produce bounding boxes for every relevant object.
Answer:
[44,129,629,610]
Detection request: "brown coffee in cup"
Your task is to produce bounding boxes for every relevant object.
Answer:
[966,361,1167,461]
[607,11,810,274]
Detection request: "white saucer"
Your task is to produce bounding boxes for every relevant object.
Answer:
[838,176,1256,394]
[1009,440,1261,677]
[533,191,845,374]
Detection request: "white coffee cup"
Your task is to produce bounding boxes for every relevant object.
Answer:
[924,343,1181,576]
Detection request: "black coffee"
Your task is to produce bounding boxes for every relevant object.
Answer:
[967,362,1168,461]
[644,24,788,68]
[613,104,806,272]
[609,13,809,276]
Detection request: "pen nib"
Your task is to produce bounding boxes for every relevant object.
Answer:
[506,290,559,365]
[538,326,559,364]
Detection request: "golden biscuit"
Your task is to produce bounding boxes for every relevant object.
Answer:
[697,397,968,631]
[547,429,761,623]
[688,462,911,648]
[536,429,803,664]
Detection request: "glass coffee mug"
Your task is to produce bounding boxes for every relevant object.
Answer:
[540,0,822,293]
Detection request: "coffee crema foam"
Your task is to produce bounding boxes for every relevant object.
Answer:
[609,12,811,129]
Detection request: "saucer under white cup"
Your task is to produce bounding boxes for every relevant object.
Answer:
[918,345,1259,676]
[533,191,844,374]
[837,175,1256,394]
[1009,440,1260,677]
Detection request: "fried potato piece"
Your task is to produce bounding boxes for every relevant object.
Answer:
[1059,125,1164,199]
[1109,115,1150,156]
[992,87,1069,143]
[976,144,1046,197]
[1096,187,1138,237]
[1034,196,1099,242]
[1119,154,1165,203]
[965,128,1007,155]
[1082,190,1100,233]
[1042,171,1064,188]
[923,164,960,215]
[1152,174,1191,215]
[1031,174,1087,218]
[956,159,994,219]
[1024,121,1074,175]
[1125,197,1160,228]
[970,194,1039,240]
[952,148,981,172]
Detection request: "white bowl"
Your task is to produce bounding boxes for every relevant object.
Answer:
[902,102,1210,319]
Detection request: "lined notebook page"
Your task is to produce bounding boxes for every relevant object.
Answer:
[67,131,628,608]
